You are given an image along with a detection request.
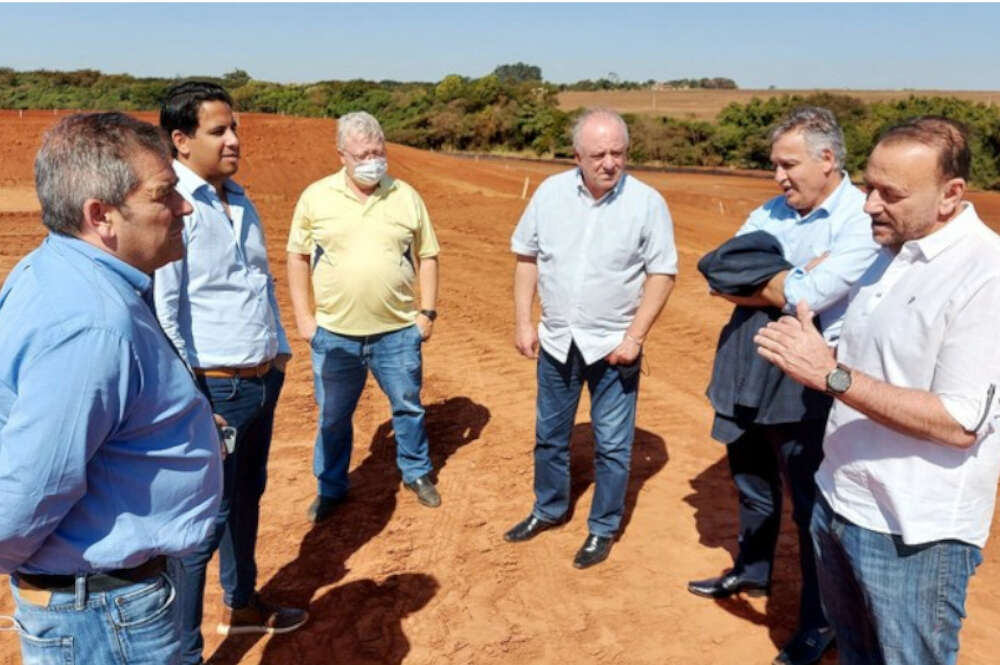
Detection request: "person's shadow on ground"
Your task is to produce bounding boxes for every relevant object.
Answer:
[566,425,668,539]
[208,396,489,665]
[683,454,837,663]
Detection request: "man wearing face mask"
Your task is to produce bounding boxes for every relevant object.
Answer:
[287,111,441,521]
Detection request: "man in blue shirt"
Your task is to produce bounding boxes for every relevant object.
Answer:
[505,108,678,568]
[155,82,306,662]
[687,107,878,665]
[0,112,223,664]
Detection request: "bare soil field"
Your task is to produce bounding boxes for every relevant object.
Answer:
[1,110,999,665]
[558,89,1000,121]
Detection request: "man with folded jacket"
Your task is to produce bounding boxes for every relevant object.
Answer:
[688,107,878,665]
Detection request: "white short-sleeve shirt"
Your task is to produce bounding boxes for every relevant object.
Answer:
[511,169,677,364]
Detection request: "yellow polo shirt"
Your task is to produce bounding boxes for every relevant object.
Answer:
[287,169,440,336]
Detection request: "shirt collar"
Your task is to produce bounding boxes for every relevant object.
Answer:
[329,167,397,200]
[46,231,152,294]
[575,169,627,205]
[173,159,244,197]
[905,202,977,262]
[790,170,851,222]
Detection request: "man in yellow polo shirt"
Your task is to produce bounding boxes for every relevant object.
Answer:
[287,111,441,521]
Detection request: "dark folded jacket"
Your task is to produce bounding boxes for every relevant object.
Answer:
[697,231,831,443]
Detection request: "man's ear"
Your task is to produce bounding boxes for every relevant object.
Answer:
[820,148,836,177]
[171,129,190,159]
[939,177,966,219]
[80,198,116,242]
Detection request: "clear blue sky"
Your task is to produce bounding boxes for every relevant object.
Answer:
[1,3,997,89]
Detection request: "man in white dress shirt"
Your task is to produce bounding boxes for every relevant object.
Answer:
[155,81,307,665]
[503,108,677,568]
[755,116,1000,665]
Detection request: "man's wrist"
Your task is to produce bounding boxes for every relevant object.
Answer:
[624,332,644,346]
[418,308,437,322]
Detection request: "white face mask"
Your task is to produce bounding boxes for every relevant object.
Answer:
[351,157,387,187]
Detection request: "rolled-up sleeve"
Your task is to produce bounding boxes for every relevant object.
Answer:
[933,276,1000,435]
[783,209,878,314]
[0,329,133,572]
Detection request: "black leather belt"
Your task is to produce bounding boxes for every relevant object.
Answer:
[16,556,166,594]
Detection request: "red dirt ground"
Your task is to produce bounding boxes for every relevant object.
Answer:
[1,110,999,665]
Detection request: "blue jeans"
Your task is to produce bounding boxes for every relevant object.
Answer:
[726,419,828,632]
[811,494,983,665]
[8,568,180,665]
[533,344,639,537]
[175,368,284,665]
[310,324,431,497]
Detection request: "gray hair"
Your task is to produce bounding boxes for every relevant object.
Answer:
[571,108,630,152]
[337,111,385,149]
[769,106,846,170]
[34,112,171,235]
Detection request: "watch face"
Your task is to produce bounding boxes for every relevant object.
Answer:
[827,367,851,393]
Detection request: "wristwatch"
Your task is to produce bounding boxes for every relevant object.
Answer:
[825,363,852,395]
[419,309,438,322]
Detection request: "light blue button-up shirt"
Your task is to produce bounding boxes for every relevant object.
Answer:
[512,169,678,364]
[154,161,290,369]
[0,233,222,574]
[735,172,878,342]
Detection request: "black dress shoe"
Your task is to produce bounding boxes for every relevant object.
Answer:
[403,474,441,508]
[572,534,614,569]
[503,515,559,542]
[772,626,835,665]
[306,495,344,523]
[687,570,770,598]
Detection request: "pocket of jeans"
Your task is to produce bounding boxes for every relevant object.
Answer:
[111,574,175,629]
[17,631,74,665]
[309,326,327,352]
[204,376,239,402]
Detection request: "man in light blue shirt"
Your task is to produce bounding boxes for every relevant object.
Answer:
[505,108,677,569]
[155,82,305,661]
[687,107,878,665]
[0,112,222,664]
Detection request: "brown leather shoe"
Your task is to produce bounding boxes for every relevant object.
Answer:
[216,594,309,635]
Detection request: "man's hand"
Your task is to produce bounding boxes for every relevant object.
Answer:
[514,322,539,359]
[416,313,434,341]
[213,414,229,460]
[754,300,836,391]
[273,353,291,373]
[606,333,642,366]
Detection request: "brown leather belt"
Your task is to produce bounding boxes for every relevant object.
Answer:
[16,556,167,596]
[194,361,272,379]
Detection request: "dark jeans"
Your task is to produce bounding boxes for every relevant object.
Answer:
[726,418,827,632]
[811,495,982,665]
[175,368,284,665]
[532,344,639,538]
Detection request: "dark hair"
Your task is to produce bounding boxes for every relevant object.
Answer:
[159,81,233,155]
[35,112,170,234]
[878,116,970,181]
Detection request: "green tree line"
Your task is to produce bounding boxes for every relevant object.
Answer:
[1,67,997,188]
